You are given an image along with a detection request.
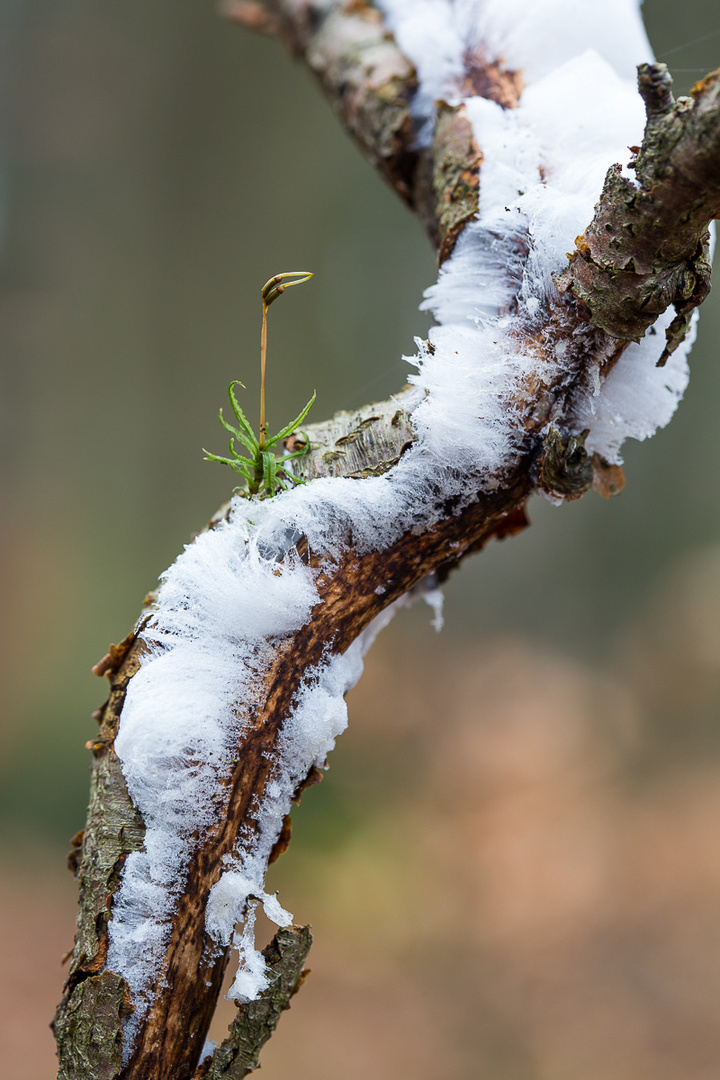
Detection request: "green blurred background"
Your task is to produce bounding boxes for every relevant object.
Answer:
[2,2,720,1077]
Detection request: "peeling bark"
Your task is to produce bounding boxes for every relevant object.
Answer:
[433,101,481,263]
[459,47,524,108]
[53,971,132,1080]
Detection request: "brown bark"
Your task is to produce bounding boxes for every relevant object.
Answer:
[556,64,720,363]
[53,3,720,1077]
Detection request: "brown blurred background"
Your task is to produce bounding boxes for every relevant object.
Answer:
[2,2,720,1077]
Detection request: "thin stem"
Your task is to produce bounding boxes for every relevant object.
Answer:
[259,302,268,452]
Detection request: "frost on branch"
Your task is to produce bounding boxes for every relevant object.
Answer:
[55,1,719,1077]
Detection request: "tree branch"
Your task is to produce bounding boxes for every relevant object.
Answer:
[223,0,486,259]
[195,925,312,1079]
[53,5,720,1078]
[557,63,720,363]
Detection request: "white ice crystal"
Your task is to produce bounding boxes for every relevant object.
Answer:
[108,0,705,1057]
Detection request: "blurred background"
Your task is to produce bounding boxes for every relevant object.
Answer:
[2,1,720,1077]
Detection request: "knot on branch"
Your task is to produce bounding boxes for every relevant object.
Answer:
[537,429,625,501]
[537,428,593,500]
[638,62,675,117]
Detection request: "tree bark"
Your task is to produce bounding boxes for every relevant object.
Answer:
[53,3,720,1077]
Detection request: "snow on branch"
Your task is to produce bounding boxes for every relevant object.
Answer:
[54,3,720,1078]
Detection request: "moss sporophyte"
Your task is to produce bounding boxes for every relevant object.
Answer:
[205,271,315,498]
